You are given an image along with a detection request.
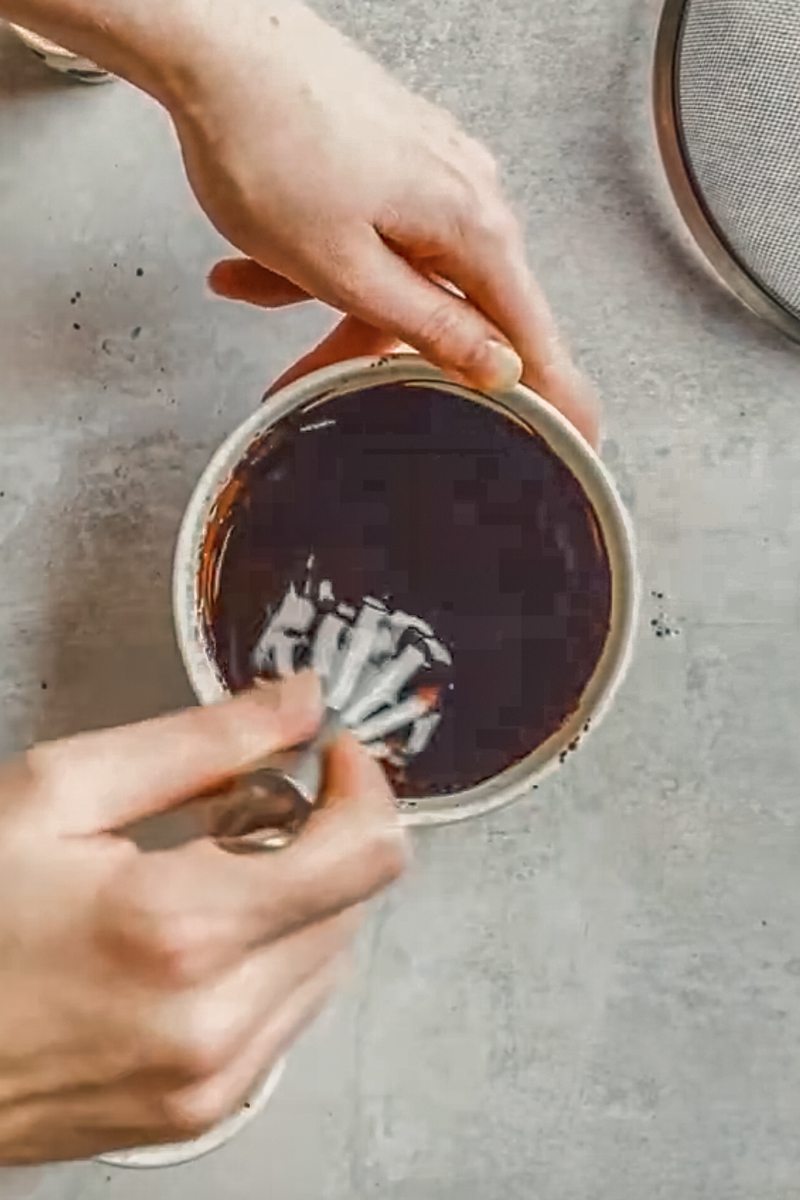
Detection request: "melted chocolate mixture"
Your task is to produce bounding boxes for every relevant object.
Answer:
[203,382,611,797]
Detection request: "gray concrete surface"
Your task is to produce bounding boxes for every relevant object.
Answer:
[0,1,798,1197]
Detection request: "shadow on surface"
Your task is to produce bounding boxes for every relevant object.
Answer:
[0,25,75,97]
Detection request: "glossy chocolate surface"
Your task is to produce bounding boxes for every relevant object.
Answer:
[201,382,611,796]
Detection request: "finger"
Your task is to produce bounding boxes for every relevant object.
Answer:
[105,736,408,980]
[150,909,360,1072]
[19,673,323,835]
[163,962,340,1141]
[434,230,601,446]
[0,1092,150,1165]
[265,314,398,396]
[208,258,311,309]
[4,958,332,1166]
[208,257,398,398]
[331,233,523,392]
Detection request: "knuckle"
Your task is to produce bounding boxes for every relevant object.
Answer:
[164,1079,233,1139]
[174,1027,227,1082]
[145,919,208,988]
[417,299,469,357]
[467,195,518,245]
[301,233,369,310]
[330,256,373,311]
[159,1005,232,1080]
[111,877,209,987]
[362,825,410,887]
[184,702,266,779]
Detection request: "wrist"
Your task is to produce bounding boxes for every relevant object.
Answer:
[0,0,299,108]
[133,0,301,111]
[154,0,312,120]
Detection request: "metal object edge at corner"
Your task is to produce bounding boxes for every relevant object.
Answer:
[651,0,800,344]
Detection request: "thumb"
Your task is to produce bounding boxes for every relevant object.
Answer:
[100,735,409,981]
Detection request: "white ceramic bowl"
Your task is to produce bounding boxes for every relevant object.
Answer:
[97,1060,284,1170]
[174,355,639,825]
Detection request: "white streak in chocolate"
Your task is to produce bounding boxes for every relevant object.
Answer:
[351,691,437,743]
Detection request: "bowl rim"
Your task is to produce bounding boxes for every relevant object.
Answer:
[9,22,109,68]
[173,354,639,827]
[96,1059,285,1169]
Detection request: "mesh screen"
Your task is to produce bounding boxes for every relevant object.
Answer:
[676,0,800,318]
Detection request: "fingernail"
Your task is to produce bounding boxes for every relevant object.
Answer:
[483,340,523,391]
[206,261,229,296]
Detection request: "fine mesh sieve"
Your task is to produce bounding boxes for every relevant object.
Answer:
[653,0,800,339]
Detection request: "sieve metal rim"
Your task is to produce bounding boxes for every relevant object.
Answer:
[652,0,800,342]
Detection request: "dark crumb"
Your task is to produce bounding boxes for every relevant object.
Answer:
[40,681,47,690]
[656,629,664,638]
[70,296,77,305]
[559,750,568,764]
[583,720,591,732]
[0,492,4,498]
[73,323,81,331]
[270,13,280,24]
[650,590,664,600]
[136,267,144,277]
[739,410,746,417]
[131,326,142,339]
[650,618,658,627]
[761,919,767,927]
[170,397,176,405]
[112,261,118,269]
[532,785,539,791]
[243,1101,251,1110]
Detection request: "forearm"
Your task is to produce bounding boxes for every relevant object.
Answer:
[0,0,292,106]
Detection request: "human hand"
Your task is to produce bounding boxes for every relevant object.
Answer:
[0,673,407,1164]
[0,0,598,438]
[170,0,599,444]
